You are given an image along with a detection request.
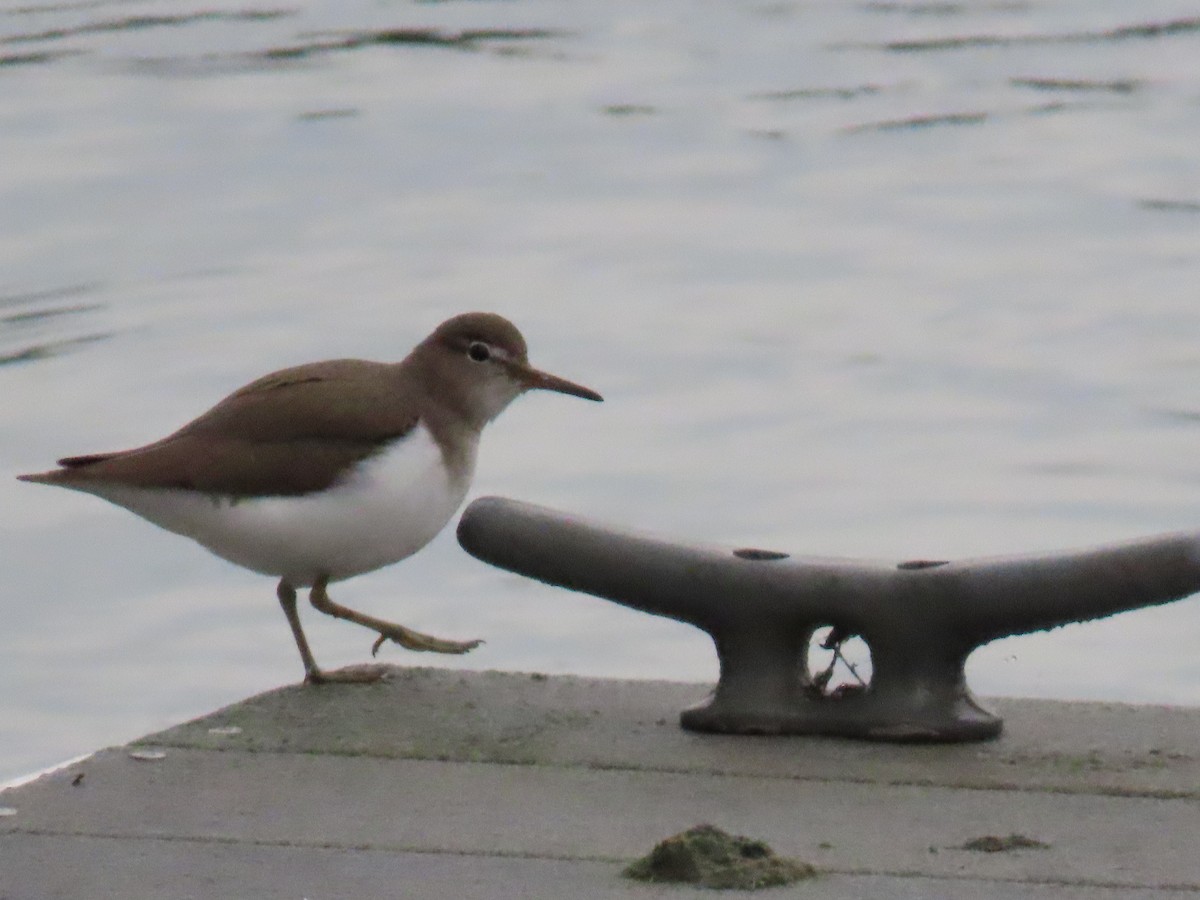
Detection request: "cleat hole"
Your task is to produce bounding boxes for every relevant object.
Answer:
[803,624,873,698]
[897,559,949,570]
[734,548,790,561]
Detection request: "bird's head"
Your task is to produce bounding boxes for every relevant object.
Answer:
[415,312,603,427]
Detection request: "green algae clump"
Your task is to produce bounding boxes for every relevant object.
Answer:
[623,824,816,890]
[960,833,1050,853]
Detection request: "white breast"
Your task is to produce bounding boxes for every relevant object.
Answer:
[83,424,477,587]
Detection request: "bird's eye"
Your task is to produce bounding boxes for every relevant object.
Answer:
[467,341,491,362]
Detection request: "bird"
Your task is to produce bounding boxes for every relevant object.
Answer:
[19,312,603,684]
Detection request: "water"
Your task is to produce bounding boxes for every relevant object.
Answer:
[2,0,1200,784]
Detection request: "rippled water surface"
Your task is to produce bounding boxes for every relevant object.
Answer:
[3,0,1200,782]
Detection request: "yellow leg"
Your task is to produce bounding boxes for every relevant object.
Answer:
[277,579,391,684]
[308,575,483,658]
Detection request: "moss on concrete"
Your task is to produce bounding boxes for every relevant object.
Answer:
[959,833,1050,852]
[623,824,816,889]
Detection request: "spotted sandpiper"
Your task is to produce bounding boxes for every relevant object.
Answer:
[19,312,602,683]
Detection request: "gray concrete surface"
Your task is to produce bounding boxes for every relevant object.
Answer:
[2,667,1198,898]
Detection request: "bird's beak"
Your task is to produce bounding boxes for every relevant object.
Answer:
[511,362,603,402]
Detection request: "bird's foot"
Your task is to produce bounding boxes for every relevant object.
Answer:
[370,624,484,657]
[305,663,393,685]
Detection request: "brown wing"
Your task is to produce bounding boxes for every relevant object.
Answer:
[20,359,422,497]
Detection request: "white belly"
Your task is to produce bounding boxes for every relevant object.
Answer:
[81,425,476,586]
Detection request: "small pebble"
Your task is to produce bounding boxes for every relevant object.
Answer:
[128,749,167,762]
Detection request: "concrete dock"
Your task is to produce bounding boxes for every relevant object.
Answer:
[2,667,1198,898]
